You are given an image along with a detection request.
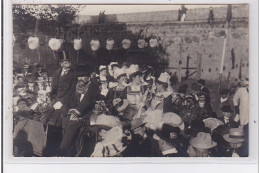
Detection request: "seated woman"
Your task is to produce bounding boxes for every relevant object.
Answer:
[123,64,145,120]
[105,68,129,119]
[150,72,175,113]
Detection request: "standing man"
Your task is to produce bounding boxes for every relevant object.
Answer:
[49,51,77,127]
[233,78,249,129]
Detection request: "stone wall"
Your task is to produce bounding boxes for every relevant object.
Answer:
[125,19,249,81]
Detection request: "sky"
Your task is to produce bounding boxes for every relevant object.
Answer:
[78,5,228,16]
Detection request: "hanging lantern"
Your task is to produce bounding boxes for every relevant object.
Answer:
[149,38,158,48]
[173,37,182,45]
[48,38,61,51]
[122,39,131,50]
[106,38,114,50]
[138,39,145,49]
[90,39,100,51]
[28,36,39,50]
[74,38,82,50]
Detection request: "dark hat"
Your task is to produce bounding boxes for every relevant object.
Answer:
[221,105,233,113]
[220,88,230,95]
[178,84,189,94]
[59,51,71,62]
[197,79,206,86]
[130,118,146,131]
[17,98,29,106]
[197,91,207,97]
[191,83,202,92]
[157,124,181,143]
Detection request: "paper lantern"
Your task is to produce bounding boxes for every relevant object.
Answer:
[90,39,100,51]
[106,39,114,50]
[74,38,82,50]
[48,38,61,51]
[149,38,158,48]
[28,36,39,50]
[122,39,131,49]
[137,39,145,49]
[173,37,182,45]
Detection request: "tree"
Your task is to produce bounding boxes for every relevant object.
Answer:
[12,4,79,37]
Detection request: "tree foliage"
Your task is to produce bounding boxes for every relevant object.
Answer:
[13,4,79,36]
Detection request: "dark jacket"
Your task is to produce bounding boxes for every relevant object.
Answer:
[51,69,77,107]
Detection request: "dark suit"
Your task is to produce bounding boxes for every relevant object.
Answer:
[59,80,101,156]
[51,69,77,107]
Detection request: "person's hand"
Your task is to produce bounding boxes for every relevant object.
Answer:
[234,114,240,122]
[53,101,63,110]
[113,98,121,106]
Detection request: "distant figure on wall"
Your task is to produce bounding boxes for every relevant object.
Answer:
[180,5,187,21]
[98,11,106,23]
[208,7,214,24]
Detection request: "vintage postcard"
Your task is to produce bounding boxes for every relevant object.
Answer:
[2,1,258,167]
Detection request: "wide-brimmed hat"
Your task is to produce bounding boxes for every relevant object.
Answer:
[223,128,245,143]
[161,112,185,130]
[114,68,127,79]
[156,72,171,85]
[130,118,146,131]
[190,132,217,149]
[157,123,181,143]
[91,126,127,157]
[90,114,121,131]
[203,118,224,132]
[126,64,142,78]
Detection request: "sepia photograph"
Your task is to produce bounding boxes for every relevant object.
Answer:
[10,3,250,158]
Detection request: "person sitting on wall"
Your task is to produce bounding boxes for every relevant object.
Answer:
[208,7,214,24]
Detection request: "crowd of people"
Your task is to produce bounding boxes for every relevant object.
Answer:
[13,51,249,157]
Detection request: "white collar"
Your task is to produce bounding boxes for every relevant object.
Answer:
[162,148,178,155]
[161,92,172,98]
[220,97,228,103]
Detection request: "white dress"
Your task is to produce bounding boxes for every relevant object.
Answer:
[233,87,249,126]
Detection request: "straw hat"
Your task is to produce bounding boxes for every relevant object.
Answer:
[35,77,44,83]
[161,112,185,130]
[28,36,40,50]
[48,38,61,51]
[203,118,224,132]
[90,39,100,51]
[122,39,131,49]
[126,64,141,78]
[91,126,127,157]
[91,114,121,131]
[223,128,245,144]
[22,64,29,69]
[74,38,82,50]
[190,132,217,149]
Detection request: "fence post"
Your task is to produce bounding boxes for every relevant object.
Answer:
[196,52,202,80]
